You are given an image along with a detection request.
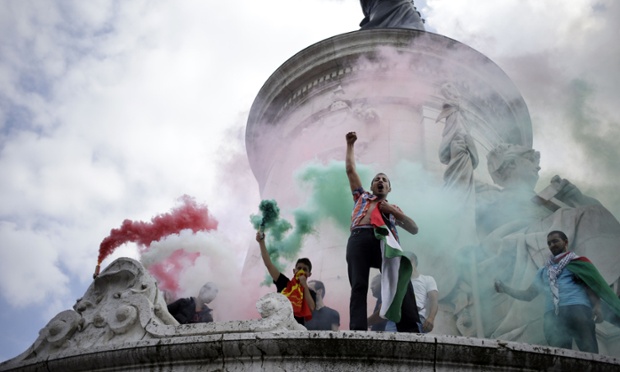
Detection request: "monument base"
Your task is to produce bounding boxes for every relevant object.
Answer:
[2,331,619,371]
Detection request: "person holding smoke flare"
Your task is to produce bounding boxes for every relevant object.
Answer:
[256,231,316,326]
[345,131,421,332]
[166,282,218,324]
[306,280,341,331]
[495,230,620,353]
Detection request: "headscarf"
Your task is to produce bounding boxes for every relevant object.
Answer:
[281,269,312,321]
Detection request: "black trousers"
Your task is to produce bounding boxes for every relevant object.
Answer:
[543,304,598,353]
[346,228,420,332]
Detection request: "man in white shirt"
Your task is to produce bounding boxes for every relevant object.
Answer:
[409,252,439,333]
[385,252,439,333]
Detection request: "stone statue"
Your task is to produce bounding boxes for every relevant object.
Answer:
[3,257,305,368]
[481,145,620,342]
[438,108,620,344]
[5,257,178,365]
[437,83,480,248]
[359,0,425,31]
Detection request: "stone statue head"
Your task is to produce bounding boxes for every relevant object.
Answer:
[440,82,461,103]
[487,143,540,189]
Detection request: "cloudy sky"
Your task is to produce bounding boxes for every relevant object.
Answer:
[1,0,618,362]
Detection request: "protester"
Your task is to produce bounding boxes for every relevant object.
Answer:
[167,282,218,324]
[495,230,620,353]
[345,131,420,332]
[256,231,316,326]
[385,252,438,333]
[305,280,340,331]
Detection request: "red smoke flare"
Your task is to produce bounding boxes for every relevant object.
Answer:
[97,195,218,265]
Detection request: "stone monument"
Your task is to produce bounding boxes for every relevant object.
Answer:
[243,0,620,358]
[3,2,620,370]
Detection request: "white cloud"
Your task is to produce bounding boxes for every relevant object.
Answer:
[0,2,361,359]
[0,221,70,305]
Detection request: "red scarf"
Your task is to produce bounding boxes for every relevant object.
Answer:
[281,269,312,321]
[370,204,388,230]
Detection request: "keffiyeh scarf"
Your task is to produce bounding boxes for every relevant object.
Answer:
[545,251,578,315]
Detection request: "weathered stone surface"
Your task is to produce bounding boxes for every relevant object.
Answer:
[2,331,620,371]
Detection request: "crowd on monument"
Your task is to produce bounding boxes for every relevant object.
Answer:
[159,0,619,356]
[163,130,620,356]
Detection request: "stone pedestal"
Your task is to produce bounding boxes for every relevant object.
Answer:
[3,331,620,371]
[3,258,619,371]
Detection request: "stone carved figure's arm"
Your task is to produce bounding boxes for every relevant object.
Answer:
[549,175,602,207]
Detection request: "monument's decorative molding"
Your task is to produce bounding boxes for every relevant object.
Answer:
[0,257,304,370]
[3,331,620,371]
[245,29,532,188]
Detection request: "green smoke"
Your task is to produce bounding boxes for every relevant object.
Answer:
[250,199,292,242]
[295,160,371,231]
[250,161,372,285]
[270,209,315,261]
[250,203,317,261]
[251,199,280,227]
[251,199,313,284]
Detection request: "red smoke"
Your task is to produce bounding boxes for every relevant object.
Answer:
[97,195,218,265]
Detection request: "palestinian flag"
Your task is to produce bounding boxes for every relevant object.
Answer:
[370,206,413,323]
[567,257,620,320]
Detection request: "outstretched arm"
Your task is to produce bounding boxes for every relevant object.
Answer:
[346,132,363,192]
[379,201,419,235]
[423,290,439,333]
[256,232,281,281]
[494,279,539,301]
[551,175,602,207]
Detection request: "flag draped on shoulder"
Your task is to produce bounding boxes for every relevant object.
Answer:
[281,270,313,321]
[567,257,620,319]
[370,206,412,323]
